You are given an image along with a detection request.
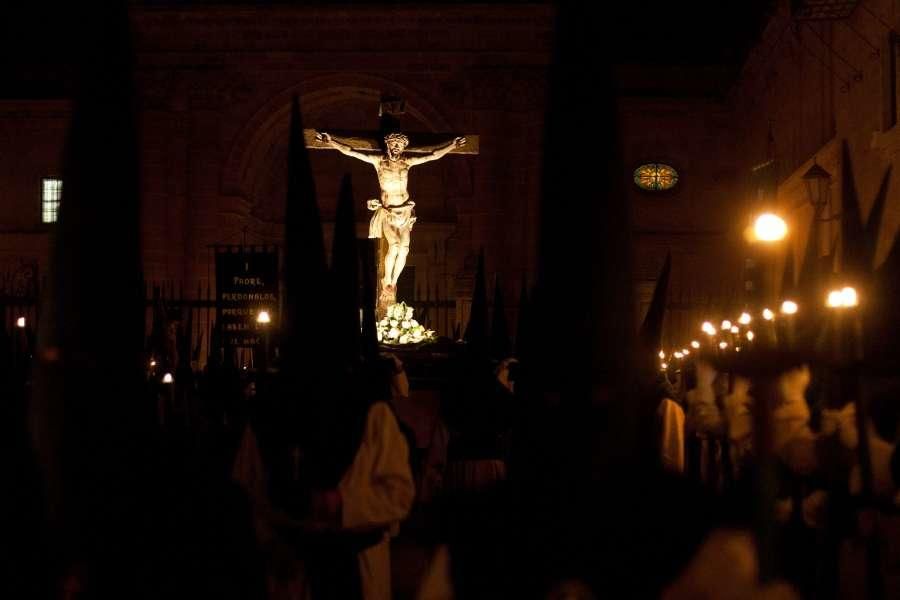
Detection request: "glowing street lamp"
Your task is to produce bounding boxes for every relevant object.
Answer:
[753,213,788,242]
[780,300,798,315]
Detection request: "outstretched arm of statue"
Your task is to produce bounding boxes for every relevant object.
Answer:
[316,131,380,165]
[406,136,466,166]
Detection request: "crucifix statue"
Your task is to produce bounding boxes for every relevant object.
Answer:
[305,97,478,313]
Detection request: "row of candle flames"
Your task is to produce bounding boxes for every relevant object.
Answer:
[658,287,859,372]
[658,213,861,372]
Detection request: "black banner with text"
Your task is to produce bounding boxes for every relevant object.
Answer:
[215,246,279,347]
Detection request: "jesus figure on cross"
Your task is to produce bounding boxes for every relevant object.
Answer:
[315,130,466,292]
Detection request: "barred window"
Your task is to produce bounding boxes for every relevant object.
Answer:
[42,178,62,223]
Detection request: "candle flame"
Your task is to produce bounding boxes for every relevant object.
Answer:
[826,287,859,308]
[781,300,798,315]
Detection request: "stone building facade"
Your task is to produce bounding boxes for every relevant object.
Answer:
[1,4,553,333]
[0,3,765,347]
[733,0,900,288]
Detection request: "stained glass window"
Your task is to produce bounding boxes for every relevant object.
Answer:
[42,178,62,223]
[633,163,679,191]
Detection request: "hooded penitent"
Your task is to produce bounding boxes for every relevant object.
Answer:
[463,248,489,356]
[490,275,511,360]
[331,173,361,368]
[28,3,149,594]
[638,252,672,367]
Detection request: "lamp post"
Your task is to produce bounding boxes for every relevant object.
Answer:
[803,160,832,219]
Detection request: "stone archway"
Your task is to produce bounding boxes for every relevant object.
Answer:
[221,74,469,232]
[219,74,472,333]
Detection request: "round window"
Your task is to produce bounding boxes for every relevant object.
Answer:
[634,163,679,191]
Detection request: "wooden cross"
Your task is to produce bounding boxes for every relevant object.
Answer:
[304,93,478,155]
[303,129,479,156]
[304,97,479,319]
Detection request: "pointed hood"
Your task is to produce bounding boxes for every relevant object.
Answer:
[331,173,360,367]
[176,304,193,373]
[870,228,900,364]
[513,278,530,360]
[533,4,633,403]
[30,1,147,576]
[192,282,203,363]
[147,286,167,362]
[490,275,511,360]
[282,95,327,373]
[638,253,671,353]
[797,203,823,297]
[463,249,489,354]
[781,245,797,299]
[207,319,223,368]
[864,167,891,268]
[359,238,379,360]
[840,141,867,280]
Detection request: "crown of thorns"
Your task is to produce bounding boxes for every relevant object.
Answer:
[384,133,410,148]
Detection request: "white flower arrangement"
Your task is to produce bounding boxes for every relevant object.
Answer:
[377,302,435,345]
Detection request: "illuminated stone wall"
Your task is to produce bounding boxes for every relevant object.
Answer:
[733,0,900,280]
[0,5,553,333]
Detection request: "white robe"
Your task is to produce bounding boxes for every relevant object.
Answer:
[658,398,686,473]
[338,402,416,600]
